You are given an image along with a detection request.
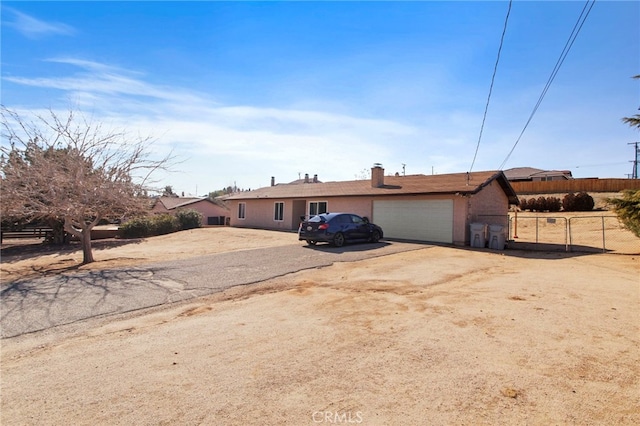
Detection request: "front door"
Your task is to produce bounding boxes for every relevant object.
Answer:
[292,200,307,229]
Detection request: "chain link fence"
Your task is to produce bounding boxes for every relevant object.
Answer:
[506,213,639,254]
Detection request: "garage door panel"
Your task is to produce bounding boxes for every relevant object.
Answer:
[374,200,453,243]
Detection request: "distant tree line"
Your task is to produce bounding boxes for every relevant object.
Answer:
[208,184,250,199]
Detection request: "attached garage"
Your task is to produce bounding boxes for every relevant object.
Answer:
[373,199,454,243]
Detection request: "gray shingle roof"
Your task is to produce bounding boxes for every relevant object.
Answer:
[503,167,544,180]
[504,167,572,181]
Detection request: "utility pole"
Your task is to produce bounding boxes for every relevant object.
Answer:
[629,142,639,179]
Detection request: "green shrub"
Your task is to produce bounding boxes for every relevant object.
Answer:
[536,196,548,212]
[152,214,180,235]
[519,196,561,212]
[574,192,595,211]
[176,209,203,230]
[518,198,529,211]
[546,197,562,212]
[120,214,180,238]
[608,189,640,238]
[562,193,576,211]
[563,192,594,211]
[120,217,155,238]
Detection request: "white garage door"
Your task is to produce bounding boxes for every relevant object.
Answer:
[373,199,454,243]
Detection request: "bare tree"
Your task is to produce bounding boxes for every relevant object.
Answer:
[1,106,173,264]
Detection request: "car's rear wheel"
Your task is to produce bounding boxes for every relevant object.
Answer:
[370,230,381,243]
[333,232,345,247]
[306,239,317,246]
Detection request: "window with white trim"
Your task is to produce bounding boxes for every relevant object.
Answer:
[238,202,246,219]
[309,201,328,216]
[274,202,284,221]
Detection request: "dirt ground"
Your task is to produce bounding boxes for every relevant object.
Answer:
[1,228,639,425]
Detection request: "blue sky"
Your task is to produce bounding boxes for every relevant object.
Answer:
[2,1,638,195]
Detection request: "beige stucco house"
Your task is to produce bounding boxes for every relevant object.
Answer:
[225,166,519,246]
[152,196,230,225]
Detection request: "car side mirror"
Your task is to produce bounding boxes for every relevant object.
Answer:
[363,217,370,223]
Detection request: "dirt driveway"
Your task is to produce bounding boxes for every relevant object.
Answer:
[1,228,638,425]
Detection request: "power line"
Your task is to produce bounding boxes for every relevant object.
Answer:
[575,161,629,168]
[469,0,512,173]
[498,0,597,170]
[629,141,639,179]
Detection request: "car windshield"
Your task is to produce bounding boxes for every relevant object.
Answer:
[307,215,326,223]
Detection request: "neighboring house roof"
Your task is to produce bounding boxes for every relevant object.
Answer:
[153,196,227,210]
[503,167,545,181]
[225,170,519,204]
[504,167,572,181]
[530,170,573,179]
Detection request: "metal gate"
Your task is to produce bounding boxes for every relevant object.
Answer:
[568,216,640,254]
[508,214,639,254]
[509,216,568,251]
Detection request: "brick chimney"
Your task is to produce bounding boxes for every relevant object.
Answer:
[313,174,318,183]
[271,176,275,187]
[304,173,309,183]
[371,163,384,188]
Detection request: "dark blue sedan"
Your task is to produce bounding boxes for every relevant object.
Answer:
[298,213,383,247]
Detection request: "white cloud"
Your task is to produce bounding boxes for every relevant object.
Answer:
[3,7,75,39]
[3,57,427,193]
[4,58,206,106]
[100,105,412,192]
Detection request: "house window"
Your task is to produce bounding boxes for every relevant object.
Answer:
[309,201,328,216]
[238,203,246,220]
[274,202,284,221]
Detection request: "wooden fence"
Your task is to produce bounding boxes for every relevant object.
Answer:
[509,178,640,194]
[1,226,119,243]
[0,226,52,242]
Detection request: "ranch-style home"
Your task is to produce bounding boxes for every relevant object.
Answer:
[225,165,519,246]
